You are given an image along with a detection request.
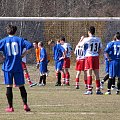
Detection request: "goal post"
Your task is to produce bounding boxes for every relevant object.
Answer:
[0,17,119,21]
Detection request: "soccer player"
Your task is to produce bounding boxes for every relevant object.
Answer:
[74,39,87,89]
[0,25,32,112]
[38,41,48,86]
[48,40,65,86]
[100,36,116,90]
[60,36,72,86]
[83,26,103,95]
[33,41,40,68]
[22,48,37,87]
[105,32,120,95]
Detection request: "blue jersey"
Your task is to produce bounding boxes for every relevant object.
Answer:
[0,36,33,72]
[40,47,47,62]
[105,40,120,60]
[52,44,65,61]
[40,47,47,74]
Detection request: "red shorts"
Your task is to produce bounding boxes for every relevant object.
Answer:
[75,59,85,71]
[85,56,99,70]
[21,62,27,70]
[63,57,70,68]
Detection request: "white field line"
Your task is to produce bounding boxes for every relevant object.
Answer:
[0,112,96,115]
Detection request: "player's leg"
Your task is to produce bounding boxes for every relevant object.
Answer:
[55,70,61,86]
[22,62,37,87]
[4,71,14,112]
[101,60,109,89]
[14,71,30,111]
[116,77,120,94]
[62,58,70,85]
[116,61,120,94]
[105,60,117,95]
[86,69,93,92]
[94,69,103,95]
[55,60,64,86]
[84,70,87,89]
[41,62,47,86]
[43,74,46,85]
[75,71,81,89]
[65,58,70,85]
[75,60,81,89]
[61,69,66,85]
[84,57,93,95]
[65,68,70,86]
[111,77,116,90]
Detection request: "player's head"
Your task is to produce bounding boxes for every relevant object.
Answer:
[33,41,38,48]
[115,32,120,40]
[88,26,95,35]
[60,36,65,45]
[38,41,44,48]
[6,25,17,35]
[48,40,55,47]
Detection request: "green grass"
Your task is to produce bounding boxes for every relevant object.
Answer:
[0,64,120,120]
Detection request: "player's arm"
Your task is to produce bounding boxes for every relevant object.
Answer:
[104,42,112,61]
[59,45,66,60]
[21,49,31,58]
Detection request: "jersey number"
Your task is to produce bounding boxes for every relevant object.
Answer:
[6,42,19,56]
[90,43,99,52]
[76,48,84,56]
[114,45,120,55]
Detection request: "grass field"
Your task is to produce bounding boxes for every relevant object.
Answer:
[0,64,120,120]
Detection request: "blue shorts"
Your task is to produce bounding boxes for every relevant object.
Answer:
[40,61,47,74]
[4,71,25,86]
[109,60,120,78]
[105,60,109,73]
[55,60,64,71]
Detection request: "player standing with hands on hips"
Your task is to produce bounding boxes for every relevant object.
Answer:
[0,25,32,112]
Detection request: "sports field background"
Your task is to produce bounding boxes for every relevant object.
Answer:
[0,64,120,120]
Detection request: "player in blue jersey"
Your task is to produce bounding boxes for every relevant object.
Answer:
[48,39,65,86]
[105,32,120,95]
[100,36,117,89]
[0,25,32,112]
[38,41,48,86]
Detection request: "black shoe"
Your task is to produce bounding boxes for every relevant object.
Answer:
[55,83,61,86]
[116,91,120,95]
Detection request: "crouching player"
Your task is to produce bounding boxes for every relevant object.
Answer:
[38,41,48,86]
[105,32,120,95]
[0,25,31,112]
[48,40,65,86]
[74,40,87,89]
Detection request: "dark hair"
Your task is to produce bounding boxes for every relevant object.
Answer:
[88,26,95,35]
[33,41,38,44]
[115,32,120,39]
[6,25,17,35]
[61,36,65,42]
